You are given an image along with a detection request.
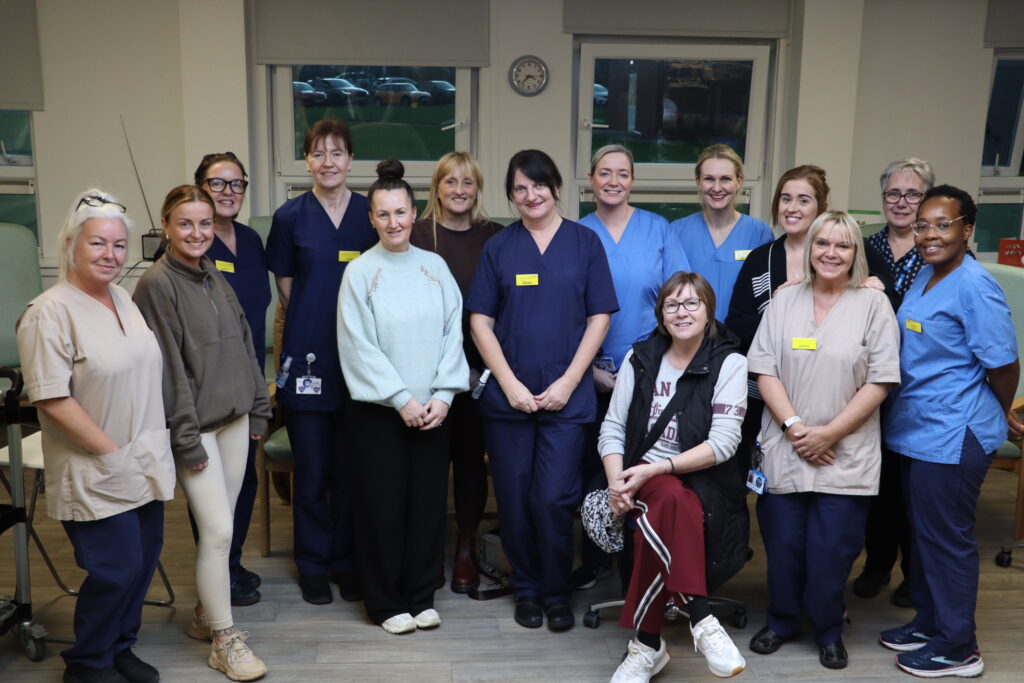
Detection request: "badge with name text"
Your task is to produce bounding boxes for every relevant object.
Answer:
[214,260,235,273]
[791,337,817,350]
[734,249,751,261]
[516,273,539,286]
[338,250,360,262]
[906,319,922,333]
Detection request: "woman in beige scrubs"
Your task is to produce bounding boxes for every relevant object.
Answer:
[16,189,175,683]
[745,211,900,670]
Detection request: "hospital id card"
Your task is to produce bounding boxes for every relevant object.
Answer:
[215,260,235,273]
[791,337,817,350]
[296,375,322,395]
[516,273,539,286]
[906,319,922,333]
[338,250,360,262]
[734,249,752,260]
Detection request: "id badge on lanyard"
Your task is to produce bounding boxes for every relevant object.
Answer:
[296,353,322,395]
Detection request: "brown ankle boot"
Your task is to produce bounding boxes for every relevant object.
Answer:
[450,533,480,593]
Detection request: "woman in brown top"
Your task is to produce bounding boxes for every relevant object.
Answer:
[410,151,502,592]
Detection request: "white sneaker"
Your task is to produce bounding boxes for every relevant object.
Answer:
[187,603,212,641]
[208,631,267,681]
[413,608,441,629]
[690,615,746,678]
[610,638,670,683]
[381,612,417,634]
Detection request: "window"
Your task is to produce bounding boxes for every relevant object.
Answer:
[0,110,38,238]
[979,54,1024,252]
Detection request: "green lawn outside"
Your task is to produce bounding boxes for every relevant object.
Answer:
[293,103,455,161]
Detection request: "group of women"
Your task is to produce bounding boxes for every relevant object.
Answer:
[14,116,1021,683]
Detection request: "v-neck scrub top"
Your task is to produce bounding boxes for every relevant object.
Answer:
[746,283,901,495]
[465,219,619,423]
[666,212,773,321]
[266,191,377,411]
[579,208,690,369]
[884,259,1017,464]
[16,282,175,521]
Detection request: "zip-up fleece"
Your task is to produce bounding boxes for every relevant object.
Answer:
[134,253,271,467]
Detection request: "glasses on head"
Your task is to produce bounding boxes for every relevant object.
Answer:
[882,190,924,205]
[911,215,965,236]
[76,195,127,213]
[204,177,248,193]
[663,298,702,314]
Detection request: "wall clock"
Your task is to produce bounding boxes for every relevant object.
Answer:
[509,55,549,96]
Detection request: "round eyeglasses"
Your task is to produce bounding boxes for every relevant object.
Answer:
[204,177,249,193]
[911,216,965,236]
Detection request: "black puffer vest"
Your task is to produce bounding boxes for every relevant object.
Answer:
[622,322,750,592]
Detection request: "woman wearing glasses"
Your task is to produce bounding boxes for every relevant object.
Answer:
[193,152,270,607]
[599,272,748,681]
[17,190,175,683]
[746,211,900,670]
[134,185,271,681]
[855,158,935,606]
[879,186,1021,678]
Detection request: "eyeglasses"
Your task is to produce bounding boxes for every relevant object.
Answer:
[882,190,924,205]
[911,215,965,236]
[76,195,127,213]
[663,298,702,313]
[204,177,249,193]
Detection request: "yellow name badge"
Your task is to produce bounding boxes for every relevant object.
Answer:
[734,249,752,261]
[906,319,923,333]
[214,260,235,273]
[791,337,817,350]
[338,250,360,262]
[516,273,539,286]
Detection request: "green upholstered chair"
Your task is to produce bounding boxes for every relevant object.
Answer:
[258,425,293,557]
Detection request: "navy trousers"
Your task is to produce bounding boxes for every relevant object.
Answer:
[285,408,353,577]
[757,491,869,644]
[484,418,584,604]
[862,442,912,581]
[60,500,164,669]
[900,429,991,658]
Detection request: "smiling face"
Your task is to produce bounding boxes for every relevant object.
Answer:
[306,135,353,192]
[589,152,633,210]
[776,178,820,237]
[202,161,246,221]
[70,217,128,289]
[882,169,926,231]
[698,157,742,211]
[439,165,479,220]
[370,189,416,252]
[163,200,214,267]
[809,221,855,284]
[914,195,972,273]
[511,169,557,224]
[660,284,708,345]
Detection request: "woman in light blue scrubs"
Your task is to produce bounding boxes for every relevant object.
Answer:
[880,185,1022,679]
[467,149,618,632]
[666,144,772,320]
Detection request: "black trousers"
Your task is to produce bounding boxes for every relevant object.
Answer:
[348,400,450,624]
[862,444,911,579]
[448,391,488,535]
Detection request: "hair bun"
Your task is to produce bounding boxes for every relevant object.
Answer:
[376,158,405,181]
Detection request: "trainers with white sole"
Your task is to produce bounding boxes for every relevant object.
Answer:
[610,638,670,683]
[208,631,267,681]
[413,608,441,629]
[690,614,746,678]
[187,604,212,641]
[381,613,417,634]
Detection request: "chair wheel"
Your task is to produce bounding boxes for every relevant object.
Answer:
[18,628,45,662]
[995,549,1013,567]
[583,610,601,628]
[730,610,748,629]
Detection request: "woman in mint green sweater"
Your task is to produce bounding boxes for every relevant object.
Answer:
[337,159,469,634]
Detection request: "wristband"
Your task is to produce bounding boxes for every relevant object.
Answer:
[782,415,802,432]
[665,458,675,474]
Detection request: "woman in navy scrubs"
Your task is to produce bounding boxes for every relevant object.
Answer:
[880,185,1022,678]
[265,119,377,605]
[466,149,618,631]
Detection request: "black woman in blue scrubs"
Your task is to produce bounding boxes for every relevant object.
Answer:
[265,119,377,605]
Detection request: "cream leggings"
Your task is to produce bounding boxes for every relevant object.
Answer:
[176,414,250,631]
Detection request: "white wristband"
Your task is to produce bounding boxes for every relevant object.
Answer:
[782,415,803,432]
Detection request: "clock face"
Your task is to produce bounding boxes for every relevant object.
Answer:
[510,56,548,96]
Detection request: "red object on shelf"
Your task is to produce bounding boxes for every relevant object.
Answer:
[998,239,1024,268]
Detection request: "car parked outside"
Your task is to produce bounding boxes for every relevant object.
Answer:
[309,77,369,106]
[373,82,432,106]
[293,81,327,106]
[594,83,609,106]
[417,80,456,105]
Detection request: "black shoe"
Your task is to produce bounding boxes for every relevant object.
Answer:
[852,569,891,599]
[234,566,261,592]
[112,649,158,683]
[891,580,913,608]
[819,640,848,669]
[514,597,544,629]
[749,625,797,654]
[63,664,130,683]
[299,574,333,605]
[329,570,363,602]
[230,581,261,607]
[569,565,610,591]
[545,602,575,632]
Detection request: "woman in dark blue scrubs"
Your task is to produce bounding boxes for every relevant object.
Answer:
[265,119,377,605]
[466,149,618,632]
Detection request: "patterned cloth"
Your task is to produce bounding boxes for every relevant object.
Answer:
[866,226,925,297]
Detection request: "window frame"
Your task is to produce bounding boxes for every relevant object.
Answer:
[980,52,1024,179]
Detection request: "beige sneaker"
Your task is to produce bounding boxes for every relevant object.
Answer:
[208,631,267,681]
[187,604,212,641]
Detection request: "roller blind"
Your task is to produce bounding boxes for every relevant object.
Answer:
[985,0,1024,48]
[0,0,44,110]
[563,0,791,39]
[250,0,489,67]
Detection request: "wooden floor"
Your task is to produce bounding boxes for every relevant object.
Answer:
[2,466,1024,683]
